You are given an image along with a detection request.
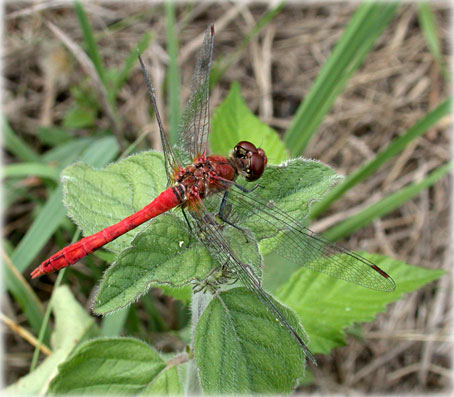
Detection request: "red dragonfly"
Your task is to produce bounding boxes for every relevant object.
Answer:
[31,25,395,363]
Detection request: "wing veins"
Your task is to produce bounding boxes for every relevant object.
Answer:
[224,187,396,292]
[190,198,316,364]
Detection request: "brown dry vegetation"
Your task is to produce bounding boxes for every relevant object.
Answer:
[3,2,452,393]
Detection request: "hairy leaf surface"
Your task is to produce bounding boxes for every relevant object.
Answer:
[49,338,166,395]
[276,253,445,353]
[195,287,306,394]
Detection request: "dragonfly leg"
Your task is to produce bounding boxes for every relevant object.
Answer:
[219,261,239,285]
[193,282,218,295]
[192,265,222,294]
[239,183,262,193]
[192,277,215,294]
[181,208,193,233]
[230,181,262,193]
[192,259,240,293]
[213,174,262,194]
[217,191,251,243]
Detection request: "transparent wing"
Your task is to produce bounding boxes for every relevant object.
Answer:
[217,183,396,292]
[188,197,316,364]
[139,54,182,186]
[177,25,214,162]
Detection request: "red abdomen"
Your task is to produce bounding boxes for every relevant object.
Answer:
[31,187,181,278]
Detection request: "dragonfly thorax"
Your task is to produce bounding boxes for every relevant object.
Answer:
[175,155,237,204]
[230,141,267,182]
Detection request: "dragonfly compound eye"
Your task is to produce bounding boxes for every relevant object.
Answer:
[246,152,266,181]
[257,148,267,166]
[235,141,258,156]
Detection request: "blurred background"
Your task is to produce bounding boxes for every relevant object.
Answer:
[3,1,451,393]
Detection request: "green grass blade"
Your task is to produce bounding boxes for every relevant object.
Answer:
[284,2,399,156]
[311,97,452,218]
[418,2,442,60]
[112,31,152,99]
[8,138,119,342]
[12,187,66,273]
[96,9,155,38]
[3,118,40,162]
[72,0,123,146]
[417,2,449,79]
[74,0,107,86]
[4,163,60,181]
[4,180,30,208]
[166,1,180,145]
[142,295,169,332]
[119,128,150,159]
[210,2,284,88]
[11,137,120,273]
[100,307,130,336]
[323,162,452,241]
[3,239,14,255]
[42,137,95,165]
[30,266,68,372]
[4,254,51,344]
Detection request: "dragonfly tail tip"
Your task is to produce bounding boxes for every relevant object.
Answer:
[30,267,43,279]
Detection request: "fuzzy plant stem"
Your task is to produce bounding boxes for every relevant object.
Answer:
[184,291,213,395]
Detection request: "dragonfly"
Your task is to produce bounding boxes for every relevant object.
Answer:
[31,25,395,364]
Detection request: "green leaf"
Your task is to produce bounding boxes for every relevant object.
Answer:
[210,82,288,164]
[93,249,117,263]
[159,285,192,303]
[232,158,341,252]
[284,3,398,155]
[48,337,166,395]
[63,103,97,128]
[94,214,261,314]
[93,214,214,314]
[195,287,306,394]
[88,155,338,313]
[276,253,445,354]
[262,252,303,294]
[5,286,98,395]
[62,151,167,254]
[141,361,185,395]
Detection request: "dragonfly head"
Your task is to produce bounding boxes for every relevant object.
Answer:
[231,141,267,182]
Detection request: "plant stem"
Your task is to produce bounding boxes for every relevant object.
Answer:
[184,291,212,394]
